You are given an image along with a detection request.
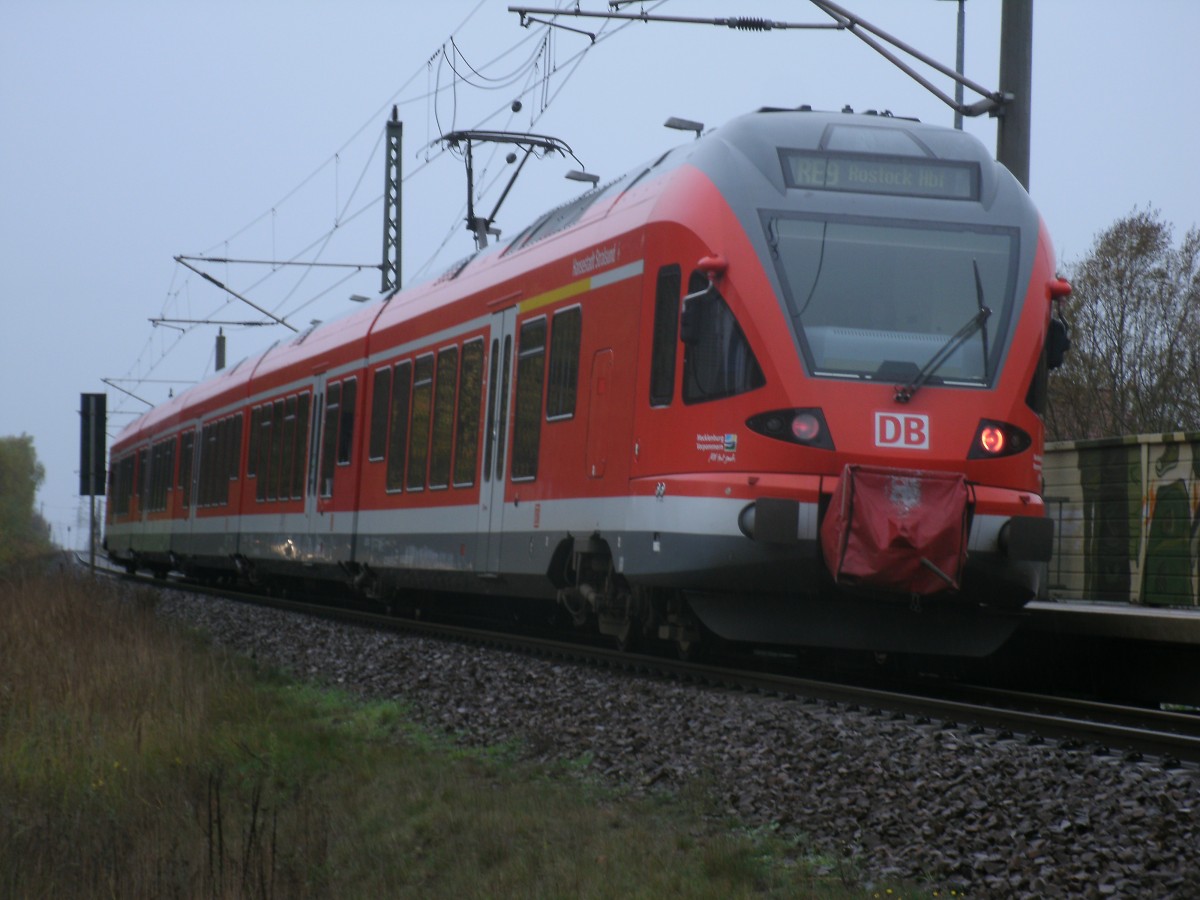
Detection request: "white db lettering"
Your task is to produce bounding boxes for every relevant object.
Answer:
[875,412,929,449]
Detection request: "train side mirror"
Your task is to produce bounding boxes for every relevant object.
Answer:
[1047,316,1070,370]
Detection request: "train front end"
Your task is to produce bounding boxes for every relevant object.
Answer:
[637,109,1067,655]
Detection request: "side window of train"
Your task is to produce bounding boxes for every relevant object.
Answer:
[113,454,134,516]
[681,271,766,404]
[148,437,174,513]
[137,447,149,512]
[247,406,261,480]
[278,396,297,501]
[407,355,435,491]
[267,400,284,501]
[180,431,194,510]
[293,393,310,500]
[429,347,459,489]
[369,366,392,462]
[228,414,242,485]
[546,306,582,420]
[454,340,484,487]
[387,361,412,492]
[650,264,681,406]
[257,402,274,502]
[336,378,357,466]
[512,317,547,481]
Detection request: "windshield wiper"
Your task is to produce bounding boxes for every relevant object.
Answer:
[894,260,991,403]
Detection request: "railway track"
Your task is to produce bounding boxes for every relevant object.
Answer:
[94,558,1200,767]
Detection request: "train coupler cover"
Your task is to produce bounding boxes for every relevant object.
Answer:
[820,464,969,596]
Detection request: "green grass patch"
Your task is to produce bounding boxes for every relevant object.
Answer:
[0,571,865,898]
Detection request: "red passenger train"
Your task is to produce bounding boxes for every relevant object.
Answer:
[106,107,1071,657]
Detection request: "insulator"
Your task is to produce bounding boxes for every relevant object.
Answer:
[727,17,774,31]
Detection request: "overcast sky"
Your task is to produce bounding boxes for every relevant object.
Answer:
[3,0,1197,550]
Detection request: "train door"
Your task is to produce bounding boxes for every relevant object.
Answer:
[586,349,614,479]
[478,307,517,573]
[173,425,199,561]
[306,374,361,564]
[301,378,325,554]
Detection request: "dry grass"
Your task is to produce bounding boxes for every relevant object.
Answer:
[0,568,861,898]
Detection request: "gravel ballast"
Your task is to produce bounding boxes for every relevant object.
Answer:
[157,590,1199,897]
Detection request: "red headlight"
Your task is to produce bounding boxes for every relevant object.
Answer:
[968,419,1031,459]
[979,426,1006,455]
[791,413,821,442]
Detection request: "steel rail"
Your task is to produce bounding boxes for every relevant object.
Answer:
[89,558,1200,766]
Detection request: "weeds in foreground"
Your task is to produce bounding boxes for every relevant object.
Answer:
[0,570,865,898]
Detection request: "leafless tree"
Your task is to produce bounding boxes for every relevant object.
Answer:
[1047,209,1200,440]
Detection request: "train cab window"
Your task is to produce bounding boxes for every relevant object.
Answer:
[512,317,547,481]
[430,348,459,489]
[681,272,765,404]
[650,265,681,406]
[336,378,357,466]
[547,307,581,420]
[407,356,434,491]
[387,361,412,492]
[454,340,484,487]
[369,366,392,462]
[767,216,1016,385]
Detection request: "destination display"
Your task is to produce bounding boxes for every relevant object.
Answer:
[781,149,979,201]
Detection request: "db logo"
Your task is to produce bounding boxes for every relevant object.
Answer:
[875,412,930,449]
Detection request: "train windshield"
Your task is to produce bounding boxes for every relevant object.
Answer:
[766,216,1018,386]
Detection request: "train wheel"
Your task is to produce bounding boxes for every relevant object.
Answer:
[598,587,643,653]
[613,612,638,653]
[673,613,704,662]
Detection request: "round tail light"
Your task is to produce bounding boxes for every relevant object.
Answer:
[791,413,822,442]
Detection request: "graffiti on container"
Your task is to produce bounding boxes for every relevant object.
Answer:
[1140,442,1200,606]
[1047,433,1200,606]
[1078,443,1138,601]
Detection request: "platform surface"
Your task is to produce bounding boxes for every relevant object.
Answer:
[1024,599,1200,645]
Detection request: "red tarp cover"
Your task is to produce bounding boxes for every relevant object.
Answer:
[820,464,970,595]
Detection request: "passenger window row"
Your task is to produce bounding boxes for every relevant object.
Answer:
[108,305,588,516]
